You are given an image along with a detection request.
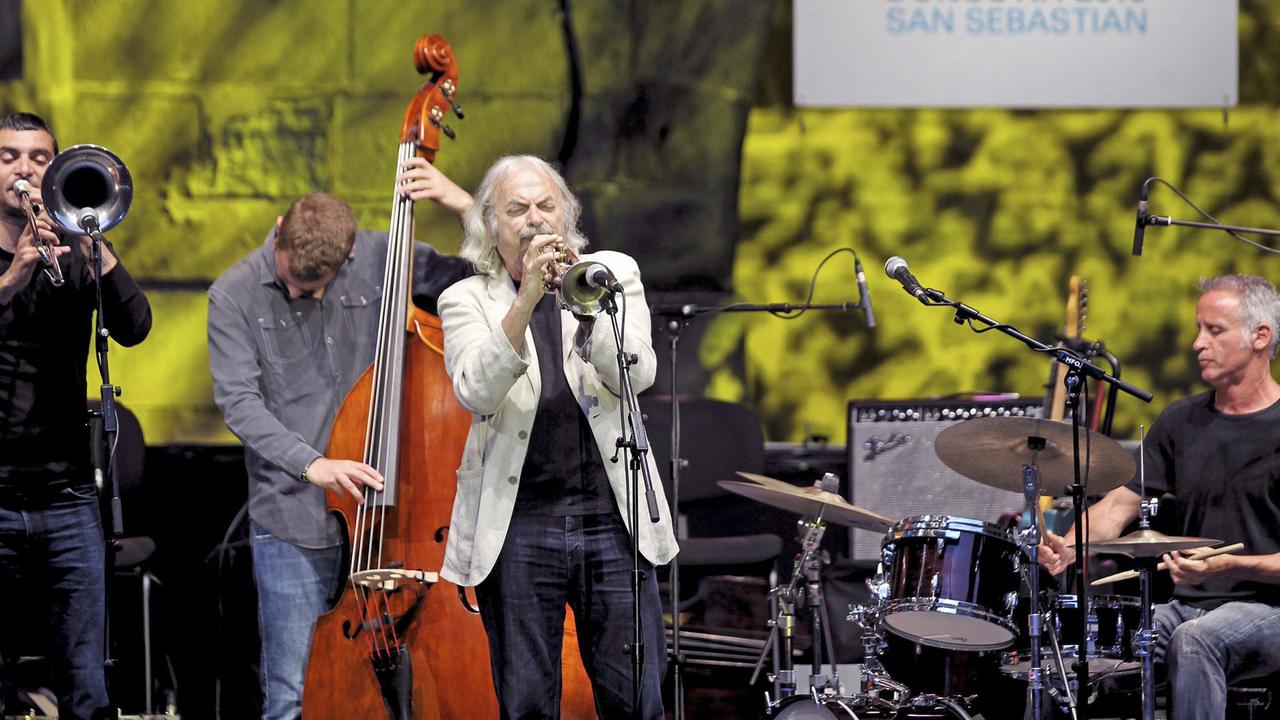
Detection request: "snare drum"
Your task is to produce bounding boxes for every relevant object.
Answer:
[1052,594,1142,661]
[879,515,1022,650]
[1001,594,1144,677]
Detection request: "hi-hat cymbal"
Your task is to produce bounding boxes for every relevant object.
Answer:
[721,472,895,532]
[934,416,1136,495]
[1089,528,1221,558]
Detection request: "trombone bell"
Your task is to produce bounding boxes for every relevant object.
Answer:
[42,144,133,235]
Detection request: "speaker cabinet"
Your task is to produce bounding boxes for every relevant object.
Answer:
[846,398,1045,561]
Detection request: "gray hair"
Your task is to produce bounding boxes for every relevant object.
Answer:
[459,155,589,277]
[1200,274,1280,358]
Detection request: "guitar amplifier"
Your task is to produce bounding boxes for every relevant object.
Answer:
[846,397,1045,561]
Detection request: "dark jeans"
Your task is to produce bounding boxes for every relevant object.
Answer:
[0,486,110,720]
[476,511,666,720]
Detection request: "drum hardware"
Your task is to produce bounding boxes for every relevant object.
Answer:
[1016,437,1053,720]
[749,506,841,702]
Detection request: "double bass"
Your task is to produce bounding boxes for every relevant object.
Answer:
[301,34,595,718]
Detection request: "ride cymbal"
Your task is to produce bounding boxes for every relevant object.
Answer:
[934,416,1136,495]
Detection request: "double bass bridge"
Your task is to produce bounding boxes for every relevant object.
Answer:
[350,568,439,592]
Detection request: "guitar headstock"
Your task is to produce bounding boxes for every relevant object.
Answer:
[400,34,463,163]
[1065,275,1088,339]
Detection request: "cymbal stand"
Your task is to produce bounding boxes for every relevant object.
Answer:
[1042,618,1079,720]
[1020,440,1048,720]
[1132,426,1156,720]
[752,514,837,706]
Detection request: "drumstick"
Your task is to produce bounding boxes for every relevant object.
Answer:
[1090,542,1246,586]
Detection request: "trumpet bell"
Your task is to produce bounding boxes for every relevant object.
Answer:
[43,144,133,234]
[558,261,609,318]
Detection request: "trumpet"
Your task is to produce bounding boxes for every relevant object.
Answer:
[13,179,65,287]
[542,240,578,294]
[541,239,614,318]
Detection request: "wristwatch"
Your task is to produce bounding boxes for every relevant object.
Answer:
[300,459,315,484]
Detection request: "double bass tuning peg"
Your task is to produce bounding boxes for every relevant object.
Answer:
[428,107,457,141]
[440,81,465,119]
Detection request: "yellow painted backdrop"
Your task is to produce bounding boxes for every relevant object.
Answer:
[3,0,1278,446]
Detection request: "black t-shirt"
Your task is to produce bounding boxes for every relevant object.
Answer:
[0,242,152,487]
[1124,391,1280,609]
[514,293,613,516]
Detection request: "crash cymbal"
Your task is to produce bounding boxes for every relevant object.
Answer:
[720,473,895,532]
[934,416,1136,495]
[1088,528,1221,558]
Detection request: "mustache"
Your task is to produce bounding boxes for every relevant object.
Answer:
[518,222,557,243]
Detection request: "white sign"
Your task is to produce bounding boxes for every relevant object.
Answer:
[795,0,1238,108]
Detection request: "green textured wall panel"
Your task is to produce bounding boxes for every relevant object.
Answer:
[90,290,229,443]
[5,0,1277,451]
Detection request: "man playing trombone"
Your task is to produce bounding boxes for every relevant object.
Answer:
[0,111,153,719]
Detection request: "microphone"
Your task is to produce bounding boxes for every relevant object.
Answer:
[1132,182,1150,256]
[78,208,100,231]
[884,256,930,304]
[854,256,875,329]
[578,262,622,293]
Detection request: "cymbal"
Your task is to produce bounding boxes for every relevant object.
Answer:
[1088,528,1222,558]
[721,472,895,532]
[934,416,1136,495]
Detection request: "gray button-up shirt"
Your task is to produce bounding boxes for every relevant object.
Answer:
[207,229,471,548]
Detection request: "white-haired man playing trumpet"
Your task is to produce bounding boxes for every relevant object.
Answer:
[438,155,678,719]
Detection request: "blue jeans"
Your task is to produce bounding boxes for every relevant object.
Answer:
[250,520,343,720]
[476,511,666,720]
[1154,598,1280,720]
[0,486,110,720]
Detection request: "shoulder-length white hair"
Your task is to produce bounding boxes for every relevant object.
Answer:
[459,155,589,277]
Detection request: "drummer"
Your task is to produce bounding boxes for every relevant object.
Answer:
[1039,274,1280,720]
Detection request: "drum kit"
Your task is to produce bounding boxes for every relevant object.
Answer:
[720,417,1228,720]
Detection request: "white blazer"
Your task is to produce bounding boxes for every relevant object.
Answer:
[437,249,679,587]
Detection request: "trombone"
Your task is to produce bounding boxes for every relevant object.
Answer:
[13,178,65,286]
[42,144,133,236]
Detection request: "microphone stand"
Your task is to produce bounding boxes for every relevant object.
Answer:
[599,289,662,718]
[82,214,125,698]
[1140,213,1280,239]
[652,295,871,719]
[914,287,1151,720]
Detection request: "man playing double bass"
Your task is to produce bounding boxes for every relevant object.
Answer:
[1039,274,1280,720]
[438,155,678,718]
[207,162,472,720]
